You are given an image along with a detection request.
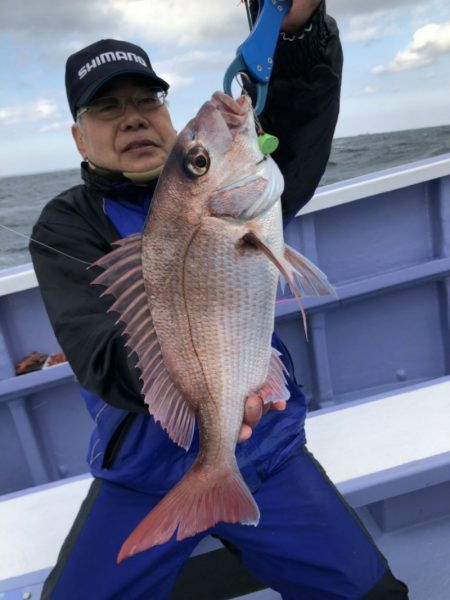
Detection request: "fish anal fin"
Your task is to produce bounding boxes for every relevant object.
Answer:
[90,233,195,450]
[117,461,259,562]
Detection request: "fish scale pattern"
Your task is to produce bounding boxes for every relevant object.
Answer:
[179,206,285,454]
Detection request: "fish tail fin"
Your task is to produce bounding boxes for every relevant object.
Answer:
[117,462,259,563]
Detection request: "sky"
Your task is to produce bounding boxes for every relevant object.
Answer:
[0,0,449,177]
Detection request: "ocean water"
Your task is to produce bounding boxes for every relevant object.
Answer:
[0,124,449,271]
[322,124,450,186]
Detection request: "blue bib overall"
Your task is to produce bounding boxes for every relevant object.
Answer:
[42,193,401,600]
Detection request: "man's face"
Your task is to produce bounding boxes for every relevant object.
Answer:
[72,75,177,173]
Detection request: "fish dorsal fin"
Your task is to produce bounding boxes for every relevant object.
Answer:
[91,233,195,450]
[258,348,291,404]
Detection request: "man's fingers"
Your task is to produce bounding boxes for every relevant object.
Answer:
[238,394,262,443]
[262,399,287,416]
[238,423,253,443]
[238,396,287,443]
[243,393,263,429]
[272,400,287,411]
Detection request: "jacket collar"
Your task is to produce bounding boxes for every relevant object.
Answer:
[80,162,158,202]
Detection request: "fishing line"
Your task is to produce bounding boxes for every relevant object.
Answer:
[0,222,91,266]
[242,0,255,30]
[233,72,260,125]
[233,71,279,156]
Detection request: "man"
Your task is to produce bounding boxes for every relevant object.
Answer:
[30,1,409,598]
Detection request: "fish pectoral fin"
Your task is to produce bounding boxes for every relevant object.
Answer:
[284,244,337,297]
[241,232,336,339]
[241,231,309,336]
[90,233,195,451]
[256,348,291,404]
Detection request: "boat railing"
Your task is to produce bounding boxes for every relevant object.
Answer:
[1,154,450,599]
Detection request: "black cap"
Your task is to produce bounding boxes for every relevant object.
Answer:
[65,39,169,120]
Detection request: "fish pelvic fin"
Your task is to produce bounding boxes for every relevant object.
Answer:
[117,461,259,563]
[90,233,195,450]
[241,232,336,339]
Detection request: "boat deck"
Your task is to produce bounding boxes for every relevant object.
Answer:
[1,514,450,600]
[1,378,449,598]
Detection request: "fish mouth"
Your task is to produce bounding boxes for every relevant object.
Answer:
[209,91,252,135]
[208,91,262,191]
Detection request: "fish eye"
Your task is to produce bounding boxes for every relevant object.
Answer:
[184,146,210,177]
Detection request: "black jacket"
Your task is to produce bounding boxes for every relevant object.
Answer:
[30,6,343,414]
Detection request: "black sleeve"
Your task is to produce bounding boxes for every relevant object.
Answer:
[258,1,343,218]
[29,195,147,413]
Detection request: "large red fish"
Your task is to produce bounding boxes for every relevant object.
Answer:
[92,91,334,562]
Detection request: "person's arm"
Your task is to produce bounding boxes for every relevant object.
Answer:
[30,194,147,414]
[239,2,343,437]
[257,0,343,218]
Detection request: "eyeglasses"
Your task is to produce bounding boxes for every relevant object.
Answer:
[77,88,167,121]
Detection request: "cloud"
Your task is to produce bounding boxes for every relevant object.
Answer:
[344,13,388,43]
[3,0,448,50]
[0,1,120,40]
[327,0,433,19]
[1,0,247,47]
[372,21,450,73]
[158,73,194,92]
[160,50,232,72]
[112,0,246,47]
[39,120,73,133]
[155,50,232,92]
[344,85,378,99]
[0,99,59,125]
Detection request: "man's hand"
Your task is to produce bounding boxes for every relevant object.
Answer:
[238,393,287,443]
[281,0,321,34]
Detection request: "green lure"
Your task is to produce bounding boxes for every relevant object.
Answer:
[258,132,279,155]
